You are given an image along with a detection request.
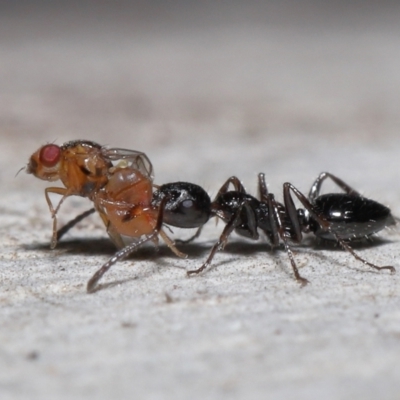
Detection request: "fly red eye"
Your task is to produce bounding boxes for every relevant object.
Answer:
[39,144,61,167]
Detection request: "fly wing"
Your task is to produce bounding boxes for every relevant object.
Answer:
[101,147,154,180]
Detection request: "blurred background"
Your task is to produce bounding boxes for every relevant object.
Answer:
[2,0,400,190]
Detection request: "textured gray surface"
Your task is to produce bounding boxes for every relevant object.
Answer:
[1,2,400,399]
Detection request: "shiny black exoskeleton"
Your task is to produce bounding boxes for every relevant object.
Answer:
[152,182,212,229]
[155,172,395,285]
[310,193,393,240]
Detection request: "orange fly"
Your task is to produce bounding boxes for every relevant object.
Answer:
[27,140,187,292]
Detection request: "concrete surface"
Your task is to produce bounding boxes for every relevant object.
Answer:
[1,2,400,399]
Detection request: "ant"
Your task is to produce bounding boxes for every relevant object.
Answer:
[26,140,153,249]
[86,171,395,291]
[184,172,396,285]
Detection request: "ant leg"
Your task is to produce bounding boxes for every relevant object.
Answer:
[56,208,96,242]
[86,198,187,293]
[213,176,247,201]
[187,201,254,276]
[332,233,395,274]
[87,229,160,293]
[258,173,279,246]
[266,190,309,286]
[123,198,188,258]
[308,172,360,202]
[284,182,395,275]
[259,172,302,244]
[159,229,188,259]
[257,172,270,199]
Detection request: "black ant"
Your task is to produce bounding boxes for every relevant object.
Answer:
[184,172,396,285]
[26,143,396,290]
[85,171,395,291]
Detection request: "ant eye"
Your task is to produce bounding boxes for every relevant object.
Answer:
[39,144,61,167]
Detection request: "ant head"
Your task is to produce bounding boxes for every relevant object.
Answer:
[27,144,61,181]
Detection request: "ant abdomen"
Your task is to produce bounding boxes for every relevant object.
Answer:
[153,182,211,229]
[310,193,395,240]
